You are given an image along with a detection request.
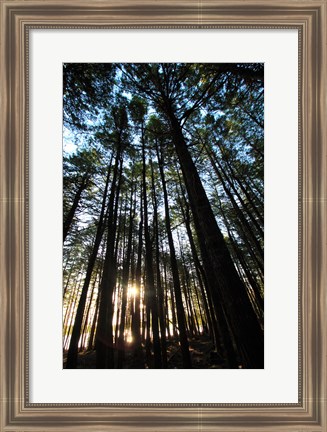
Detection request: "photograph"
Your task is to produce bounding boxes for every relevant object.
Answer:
[1,0,326,429]
[62,63,264,369]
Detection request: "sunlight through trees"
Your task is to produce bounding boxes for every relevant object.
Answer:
[63,63,264,369]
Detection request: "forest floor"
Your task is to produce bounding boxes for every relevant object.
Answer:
[63,334,225,369]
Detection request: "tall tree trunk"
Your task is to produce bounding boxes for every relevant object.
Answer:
[142,129,162,368]
[156,143,192,368]
[80,274,98,351]
[131,194,143,364]
[87,283,101,351]
[63,172,89,241]
[162,253,177,339]
[150,159,168,367]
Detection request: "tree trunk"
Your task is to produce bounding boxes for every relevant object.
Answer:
[63,173,89,241]
[156,143,192,368]
[142,130,162,368]
[150,159,168,367]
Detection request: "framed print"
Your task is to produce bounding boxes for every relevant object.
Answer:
[1,0,326,431]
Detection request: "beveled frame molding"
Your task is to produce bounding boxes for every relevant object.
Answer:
[1,0,326,431]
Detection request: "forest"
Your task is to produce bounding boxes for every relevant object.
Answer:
[63,63,264,369]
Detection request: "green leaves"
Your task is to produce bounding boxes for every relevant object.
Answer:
[129,96,148,125]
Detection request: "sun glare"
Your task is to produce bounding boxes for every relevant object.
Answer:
[127,285,138,297]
